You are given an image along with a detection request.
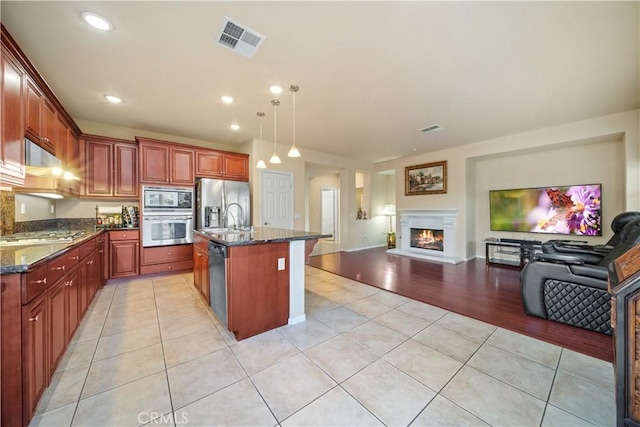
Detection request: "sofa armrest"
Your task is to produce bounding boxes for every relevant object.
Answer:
[534,253,585,265]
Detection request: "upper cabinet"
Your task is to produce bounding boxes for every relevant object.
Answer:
[0,45,26,186]
[25,77,57,154]
[82,135,138,199]
[137,137,194,186]
[195,150,248,181]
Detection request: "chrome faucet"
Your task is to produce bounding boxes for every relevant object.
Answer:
[222,202,244,230]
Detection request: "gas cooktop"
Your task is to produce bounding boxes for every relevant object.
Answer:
[0,230,87,246]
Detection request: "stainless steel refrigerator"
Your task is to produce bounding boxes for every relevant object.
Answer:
[195,178,251,230]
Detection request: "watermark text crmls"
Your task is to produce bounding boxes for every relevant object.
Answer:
[138,412,188,425]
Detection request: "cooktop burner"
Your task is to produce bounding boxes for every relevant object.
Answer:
[0,230,87,246]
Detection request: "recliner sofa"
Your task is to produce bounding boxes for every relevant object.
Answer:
[540,211,640,264]
[521,217,640,334]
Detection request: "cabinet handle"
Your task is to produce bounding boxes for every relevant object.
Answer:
[54,265,65,271]
[33,278,47,284]
[87,260,94,265]
[66,279,74,287]
[168,252,172,255]
[122,234,127,238]
[98,250,103,253]
[29,315,39,322]
[70,256,79,260]
[168,266,172,269]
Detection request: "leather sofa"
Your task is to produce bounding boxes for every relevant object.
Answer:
[521,217,640,334]
[540,211,640,264]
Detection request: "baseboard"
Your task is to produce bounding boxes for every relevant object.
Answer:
[343,244,388,252]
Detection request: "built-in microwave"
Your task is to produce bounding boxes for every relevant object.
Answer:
[141,186,194,214]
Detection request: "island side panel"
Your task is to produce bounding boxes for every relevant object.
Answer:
[227,242,290,340]
[289,240,307,325]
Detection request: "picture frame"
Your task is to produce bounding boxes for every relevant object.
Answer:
[405,160,447,195]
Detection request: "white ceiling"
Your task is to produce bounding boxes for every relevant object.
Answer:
[1,1,638,163]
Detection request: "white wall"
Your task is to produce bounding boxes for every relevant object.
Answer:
[14,194,56,221]
[308,174,339,233]
[394,109,639,260]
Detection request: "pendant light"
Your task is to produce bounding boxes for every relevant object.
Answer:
[269,99,281,164]
[256,112,266,169]
[287,85,301,158]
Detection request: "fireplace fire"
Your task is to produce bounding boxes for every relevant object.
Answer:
[410,228,444,251]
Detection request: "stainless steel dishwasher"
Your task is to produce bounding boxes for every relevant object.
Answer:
[208,241,228,327]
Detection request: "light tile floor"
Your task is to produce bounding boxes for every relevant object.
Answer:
[29,266,614,427]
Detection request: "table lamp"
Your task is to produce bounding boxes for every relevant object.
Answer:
[382,203,396,248]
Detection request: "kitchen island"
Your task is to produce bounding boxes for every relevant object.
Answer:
[193,227,331,340]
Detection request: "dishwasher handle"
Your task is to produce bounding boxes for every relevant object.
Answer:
[209,242,228,258]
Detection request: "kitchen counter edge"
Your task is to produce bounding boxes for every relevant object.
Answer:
[193,227,331,247]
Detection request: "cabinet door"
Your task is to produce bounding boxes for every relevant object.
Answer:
[0,48,26,185]
[85,140,113,196]
[25,77,42,140]
[195,150,223,178]
[66,269,79,339]
[57,117,69,166]
[110,240,139,277]
[48,279,67,376]
[200,251,210,304]
[140,143,169,184]
[23,293,48,419]
[222,153,248,181]
[114,143,138,197]
[170,147,194,185]
[41,98,56,154]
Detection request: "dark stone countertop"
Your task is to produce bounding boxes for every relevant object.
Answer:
[0,228,106,275]
[194,227,331,247]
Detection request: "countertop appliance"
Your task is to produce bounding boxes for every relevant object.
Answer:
[208,241,228,327]
[196,178,251,230]
[141,186,194,247]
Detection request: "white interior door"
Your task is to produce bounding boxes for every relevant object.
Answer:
[261,171,293,229]
[321,188,338,241]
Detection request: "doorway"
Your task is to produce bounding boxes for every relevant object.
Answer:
[261,170,293,229]
[321,187,338,241]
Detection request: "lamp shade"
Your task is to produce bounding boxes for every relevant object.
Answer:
[382,204,396,216]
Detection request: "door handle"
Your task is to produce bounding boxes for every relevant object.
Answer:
[264,221,268,225]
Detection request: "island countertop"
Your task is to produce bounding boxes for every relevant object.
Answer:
[193,227,331,246]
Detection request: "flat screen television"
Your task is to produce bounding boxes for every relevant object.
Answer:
[489,184,602,236]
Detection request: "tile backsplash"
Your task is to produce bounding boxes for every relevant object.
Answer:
[0,191,16,235]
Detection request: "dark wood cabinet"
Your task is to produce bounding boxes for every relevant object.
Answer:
[47,278,67,377]
[0,46,26,186]
[83,136,138,199]
[109,230,139,278]
[22,292,47,421]
[139,243,193,275]
[66,268,79,341]
[24,76,56,154]
[195,149,248,181]
[138,138,195,185]
[193,234,210,303]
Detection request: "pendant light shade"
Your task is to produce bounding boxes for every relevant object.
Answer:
[269,100,281,164]
[287,85,301,158]
[256,111,266,169]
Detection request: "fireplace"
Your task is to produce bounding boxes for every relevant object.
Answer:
[410,228,444,251]
[387,208,463,264]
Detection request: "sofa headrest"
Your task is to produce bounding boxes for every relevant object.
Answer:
[611,211,640,234]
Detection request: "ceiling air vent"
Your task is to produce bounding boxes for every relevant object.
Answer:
[216,17,265,58]
[420,125,442,133]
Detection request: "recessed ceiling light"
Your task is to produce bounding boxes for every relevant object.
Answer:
[269,85,283,94]
[104,95,122,103]
[221,95,234,104]
[82,12,114,31]
[230,124,240,131]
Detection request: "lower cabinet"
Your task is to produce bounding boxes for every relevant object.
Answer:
[22,292,48,421]
[1,233,105,427]
[193,234,210,303]
[109,230,139,278]
[140,244,193,275]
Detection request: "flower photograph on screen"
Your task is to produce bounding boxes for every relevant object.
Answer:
[489,184,602,236]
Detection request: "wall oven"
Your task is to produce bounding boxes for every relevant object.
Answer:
[141,186,194,247]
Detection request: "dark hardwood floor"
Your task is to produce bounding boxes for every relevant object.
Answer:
[307,247,613,362]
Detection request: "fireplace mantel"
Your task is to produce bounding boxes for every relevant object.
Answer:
[387,208,463,264]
